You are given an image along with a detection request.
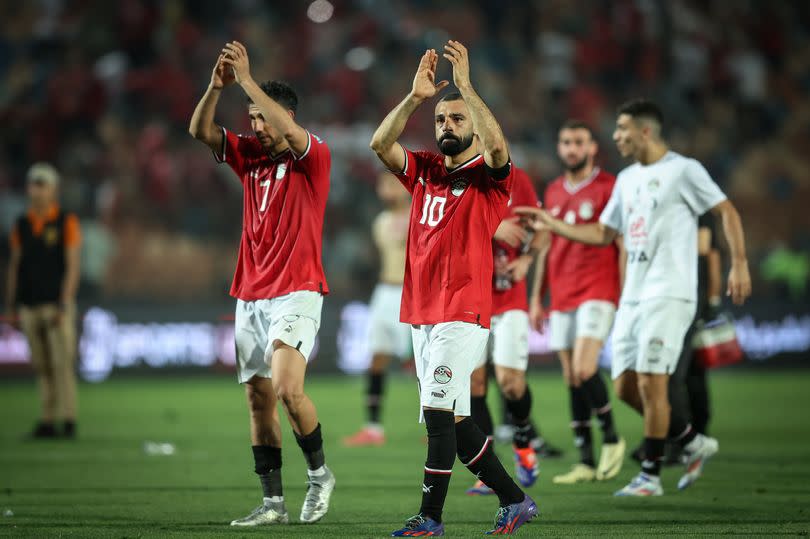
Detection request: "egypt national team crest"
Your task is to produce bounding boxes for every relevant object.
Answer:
[451,179,468,197]
[578,200,594,220]
[275,163,287,180]
[433,366,453,384]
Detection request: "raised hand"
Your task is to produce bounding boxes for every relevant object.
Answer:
[442,40,471,91]
[410,49,449,101]
[211,54,235,90]
[221,41,252,85]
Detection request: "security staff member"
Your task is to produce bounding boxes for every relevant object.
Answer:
[5,163,81,438]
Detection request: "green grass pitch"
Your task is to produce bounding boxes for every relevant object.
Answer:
[1,370,809,537]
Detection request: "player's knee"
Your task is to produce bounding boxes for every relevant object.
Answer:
[274,381,305,411]
[497,374,524,400]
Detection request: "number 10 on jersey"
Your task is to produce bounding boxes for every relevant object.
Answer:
[419,194,446,227]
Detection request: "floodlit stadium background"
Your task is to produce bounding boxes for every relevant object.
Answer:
[0,1,808,380]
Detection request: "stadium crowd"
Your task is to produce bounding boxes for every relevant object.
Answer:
[0,0,808,304]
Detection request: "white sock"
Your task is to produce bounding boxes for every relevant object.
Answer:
[263,496,284,506]
[307,466,326,478]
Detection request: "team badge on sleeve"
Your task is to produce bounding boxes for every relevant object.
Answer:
[433,366,453,384]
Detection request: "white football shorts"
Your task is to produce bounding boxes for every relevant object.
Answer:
[412,321,490,420]
[368,283,411,359]
[234,291,322,383]
[475,309,530,371]
[610,298,696,379]
[549,300,616,351]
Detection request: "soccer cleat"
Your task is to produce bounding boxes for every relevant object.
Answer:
[230,501,290,526]
[614,472,663,497]
[300,466,336,523]
[485,494,539,535]
[466,479,495,496]
[678,434,719,490]
[513,446,539,487]
[390,513,445,536]
[531,438,564,459]
[596,437,626,480]
[342,426,386,447]
[552,463,596,484]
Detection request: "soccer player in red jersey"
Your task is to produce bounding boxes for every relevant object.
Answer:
[370,42,537,536]
[466,166,556,496]
[189,43,334,527]
[529,120,627,485]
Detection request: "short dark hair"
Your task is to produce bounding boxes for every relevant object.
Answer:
[438,91,464,103]
[617,98,663,127]
[247,80,298,113]
[559,119,594,138]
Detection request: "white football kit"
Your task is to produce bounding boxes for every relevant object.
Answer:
[599,151,727,378]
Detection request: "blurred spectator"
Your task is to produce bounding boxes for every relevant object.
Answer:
[0,0,807,304]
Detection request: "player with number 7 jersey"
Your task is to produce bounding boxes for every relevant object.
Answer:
[189,44,334,529]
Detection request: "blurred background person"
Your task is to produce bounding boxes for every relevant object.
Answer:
[5,163,81,439]
[530,121,626,485]
[343,172,411,447]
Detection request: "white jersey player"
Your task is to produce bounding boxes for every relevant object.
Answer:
[517,99,751,497]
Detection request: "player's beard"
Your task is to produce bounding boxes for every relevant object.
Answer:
[437,133,474,156]
[564,156,588,173]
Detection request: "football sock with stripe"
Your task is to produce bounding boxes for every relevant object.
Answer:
[252,445,283,501]
[419,409,455,522]
[506,387,535,449]
[456,417,524,507]
[581,373,619,444]
[570,385,595,466]
[641,437,665,476]
[470,395,494,438]
[367,372,384,425]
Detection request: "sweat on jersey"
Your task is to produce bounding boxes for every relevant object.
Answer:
[215,128,330,301]
[544,168,620,312]
[393,149,513,329]
[599,151,727,304]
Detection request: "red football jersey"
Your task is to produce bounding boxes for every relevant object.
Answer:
[395,149,513,328]
[215,128,330,301]
[491,167,540,315]
[544,168,620,312]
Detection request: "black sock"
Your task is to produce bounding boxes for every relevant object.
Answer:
[581,373,619,444]
[470,396,494,438]
[570,386,594,466]
[505,387,535,448]
[367,372,384,424]
[252,445,283,499]
[670,422,698,448]
[640,437,665,477]
[295,423,325,470]
[419,410,455,523]
[456,417,524,507]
